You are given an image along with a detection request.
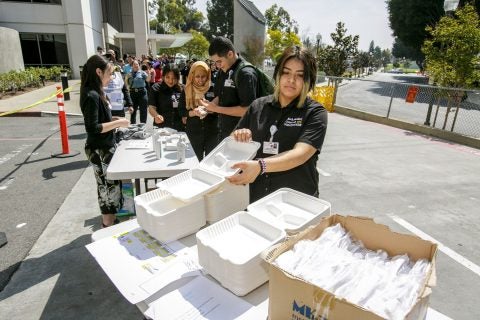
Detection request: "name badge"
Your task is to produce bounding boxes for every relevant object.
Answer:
[263,141,279,155]
[224,79,234,87]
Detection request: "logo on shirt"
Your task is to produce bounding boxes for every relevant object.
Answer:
[283,117,303,127]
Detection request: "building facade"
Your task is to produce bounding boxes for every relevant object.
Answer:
[0,0,191,78]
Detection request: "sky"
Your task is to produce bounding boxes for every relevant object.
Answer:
[194,0,395,51]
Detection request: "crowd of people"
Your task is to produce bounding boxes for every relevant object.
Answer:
[82,39,327,228]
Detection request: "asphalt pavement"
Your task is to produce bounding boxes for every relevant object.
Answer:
[1,77,480,319]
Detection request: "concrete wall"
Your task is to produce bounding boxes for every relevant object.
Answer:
[132,0,148,57]
[63,0,104,78]
[233,0,265,62]
[0,27,24,73]
[0,2,64,33]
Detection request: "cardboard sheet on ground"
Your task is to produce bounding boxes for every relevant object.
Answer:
[144,275,261,320]
[86,227,201,304]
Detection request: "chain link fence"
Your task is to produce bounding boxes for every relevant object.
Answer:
[326,76,480,139]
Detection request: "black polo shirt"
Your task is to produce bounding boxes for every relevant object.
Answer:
[235,95,328,202]
[214,58,257,139]
[148,82,184,131]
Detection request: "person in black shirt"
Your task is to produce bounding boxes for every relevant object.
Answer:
[178,61,218,160]
[80,55,130,227]
[227,46,328,203]
[148,65,184,131]
[199,36,258,140]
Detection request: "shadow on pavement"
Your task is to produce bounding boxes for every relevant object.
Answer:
[42,160,89,180]
[0,234,142,319]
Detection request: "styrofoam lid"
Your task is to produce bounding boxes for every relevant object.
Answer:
[199,137,261,177]
[247,188,331,233]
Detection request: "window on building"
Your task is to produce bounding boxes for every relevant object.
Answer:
[19,33,69,67]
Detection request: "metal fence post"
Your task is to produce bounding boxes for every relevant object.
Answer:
[424,87,436,126]
[332,79,339,106]
[386,84,395,119]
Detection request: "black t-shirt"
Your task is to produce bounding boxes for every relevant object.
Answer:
[80,89,115,149]
[214,58,258,138]
[148,82,184,131]
[236,95,328,202]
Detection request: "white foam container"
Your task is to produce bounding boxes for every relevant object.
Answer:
[196,211,286,296]
[157,168,225,202]
[204,181,249,223]
[135,188,206,243]
[199,137,261,177]
[247,188,331,234]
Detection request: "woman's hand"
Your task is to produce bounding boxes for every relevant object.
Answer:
[193,106,208,119]
[181,116,187,125]
[128,107,134,114]
[227,160,261,185]
[232,128,252,142]
[199,99,217,113]
[154,114,164,124]
[116,118,130,128]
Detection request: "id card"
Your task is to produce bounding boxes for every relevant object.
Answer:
[263,141,279,155]
[224,79,235,87]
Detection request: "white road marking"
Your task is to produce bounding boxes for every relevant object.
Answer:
[0,177,15,190]
[389,214,480,277]
[317,168,331,176]
[0,144,31,165]
[426,307,454,320]
[16,223,27,229]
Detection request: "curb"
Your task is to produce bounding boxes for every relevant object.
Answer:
[0,111,83,118]
[334,105,480,150]
[41,111,83,118]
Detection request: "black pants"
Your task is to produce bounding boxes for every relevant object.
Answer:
[185,115,219,160]
[130,89,148,124]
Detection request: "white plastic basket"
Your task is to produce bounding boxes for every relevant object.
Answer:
[199,137,261,177]
[135,188,206,243]
[247,188,331,234]
[157,168,225,202]
[204,181,249,223]
[196,211,286,296]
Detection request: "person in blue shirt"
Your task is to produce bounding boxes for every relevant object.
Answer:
[127,60,150,124]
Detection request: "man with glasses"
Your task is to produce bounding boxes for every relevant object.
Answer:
[104,53,133,117]
[199,36,259,140]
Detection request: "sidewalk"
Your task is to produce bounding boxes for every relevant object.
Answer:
[1,95,480,318]
[0,80,82,117]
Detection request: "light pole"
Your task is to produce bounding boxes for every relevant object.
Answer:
[315,33,321,58]
[444,0,460,12]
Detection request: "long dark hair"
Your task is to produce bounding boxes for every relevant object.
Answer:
[273,46,317,108]
[80,54,111,103]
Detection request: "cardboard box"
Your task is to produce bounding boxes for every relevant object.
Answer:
[265,215,437,320]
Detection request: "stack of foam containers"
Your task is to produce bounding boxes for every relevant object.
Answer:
[196,188,332,296]
[196,211,286,296]
[134,137,260,243]
[134,188,206,243]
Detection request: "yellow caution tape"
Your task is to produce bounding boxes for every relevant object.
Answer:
[0,83,79,117]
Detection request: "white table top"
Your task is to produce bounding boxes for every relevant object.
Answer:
[106,133,199,180]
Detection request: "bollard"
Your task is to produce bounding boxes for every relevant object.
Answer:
[56,86,70,154]
[61,69,70,101]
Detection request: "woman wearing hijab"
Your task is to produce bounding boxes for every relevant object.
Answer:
[178,61,218,160]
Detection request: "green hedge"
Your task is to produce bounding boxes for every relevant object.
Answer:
[0,66,70,95]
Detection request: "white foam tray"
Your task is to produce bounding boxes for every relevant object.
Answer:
[199,136,261,177]
[196,211,286,296]
[204,181,249,223]
[247,188,331,234]
[135,188,206,243]
[157,168,225,202]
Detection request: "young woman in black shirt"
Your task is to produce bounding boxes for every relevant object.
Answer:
[148,65,184,132]
[228,46,328,202]
[178,61,218,160]
[80,55,130,227]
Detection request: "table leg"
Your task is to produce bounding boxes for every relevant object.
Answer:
[134,178,141,196]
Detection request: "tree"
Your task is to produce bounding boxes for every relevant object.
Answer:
[422,4,480,88]
[264,4,299,34]
[265,29,301,61]
[368,40,375,54]
[206,0,233,41]
[317,22,359,76]
[381,49,392,68]
[387,0,444,68]
[153,0,204,34]
[181,30,210,59]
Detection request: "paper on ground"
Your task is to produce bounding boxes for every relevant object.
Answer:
[86,227,201,304]
[145,275,259,320]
